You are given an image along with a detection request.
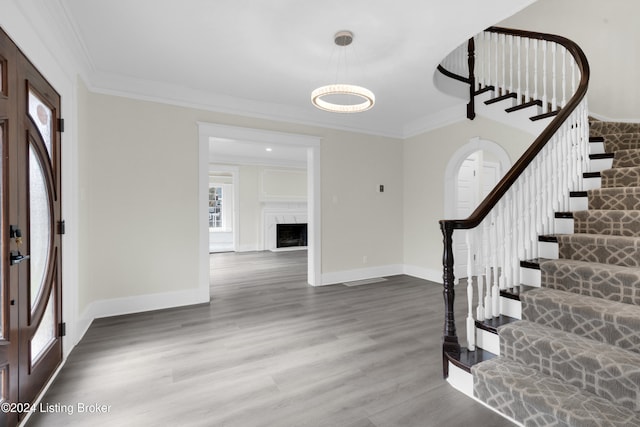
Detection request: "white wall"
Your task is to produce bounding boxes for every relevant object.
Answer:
[78,90,404,310]
[234,165,307,252]
[403,116,533,281]
[321,129,404,277]
[500,0,640,121]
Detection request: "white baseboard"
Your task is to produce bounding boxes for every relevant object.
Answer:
[320,264,404,286]
[403,265,443,283]
[236,244,260,252]
[319,264,445,286]
[77,286,210,343]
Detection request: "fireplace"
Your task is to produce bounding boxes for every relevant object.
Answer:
[276,223,308,248]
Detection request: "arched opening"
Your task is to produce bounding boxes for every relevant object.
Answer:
[444,138,511,279]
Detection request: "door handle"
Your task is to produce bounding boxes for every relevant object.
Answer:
[9,251,30,265]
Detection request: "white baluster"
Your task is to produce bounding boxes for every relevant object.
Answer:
[509,35,514,94]
[490,211,500,317]
[476,226,485,321]
[483,220,492,319]
[516,35,521,99]
[551,42,557,111]
[525,37,530,101]
[501,33,506,95]
[534,39,539,102]
[466,231,475,351]
[494,32,499,92]
[561,47,567,107]
[542,40,548,113]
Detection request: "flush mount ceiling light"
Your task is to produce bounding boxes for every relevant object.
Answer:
[311,31,375,113]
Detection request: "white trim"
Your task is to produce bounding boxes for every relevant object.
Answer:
[447,362,475,398]
[403,265,443,283]
[79,287,209,328]
[320,264,404,286]
[236,244,261,252]
[198,123,322,286]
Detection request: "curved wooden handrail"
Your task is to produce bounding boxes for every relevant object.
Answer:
[439,27,590,377]
[440,26,590,230]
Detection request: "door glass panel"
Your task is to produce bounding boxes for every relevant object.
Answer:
[28,89,52,157]
[0,59,4,94]
[29,145,51,307]
[0,365,6,403]
[31,292,55,364]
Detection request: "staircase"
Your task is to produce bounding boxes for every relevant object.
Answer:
[437,27,640,426]
[472,121,640,426]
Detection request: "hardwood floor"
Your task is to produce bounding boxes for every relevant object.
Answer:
[26,251,513,427]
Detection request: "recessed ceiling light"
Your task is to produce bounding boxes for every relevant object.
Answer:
[265,148,273,152]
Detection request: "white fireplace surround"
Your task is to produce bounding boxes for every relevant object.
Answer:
[263,203,308,251]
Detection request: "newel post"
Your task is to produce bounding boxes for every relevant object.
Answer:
[441,220,460,378]
[467,37,476,120]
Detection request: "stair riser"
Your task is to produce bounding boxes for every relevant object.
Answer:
[539,240,559,259]
[519,266,540,287]
[554,217,574,234]
[583,175,602,190]
[569,195,588,211]
[590,140,605,154]
[589,157,614,172]
[500,297,522,319]
[476,328,500,355]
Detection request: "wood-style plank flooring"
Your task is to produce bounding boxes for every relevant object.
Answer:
[26,251,513,426]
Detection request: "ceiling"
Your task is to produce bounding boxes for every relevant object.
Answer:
[208,137,307,168]
[46,0,536,140]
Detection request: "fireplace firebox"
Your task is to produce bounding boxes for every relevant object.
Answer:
[276,223,308,248]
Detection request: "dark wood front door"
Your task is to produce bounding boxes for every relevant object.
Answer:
[1,26,63,426]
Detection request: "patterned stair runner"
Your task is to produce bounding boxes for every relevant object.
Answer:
[473,121,640,426]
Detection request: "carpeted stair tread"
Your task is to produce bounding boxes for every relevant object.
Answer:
[597,132,640,152]
[572,210,640,236]
[601,166,640,188]
[539,258,640,305]
[521,288,640,354]
[588,186,640,210]
[589,120,640,136]
[473,357,640,427]
[613,148,640,168]
[555,233,640,267]
[499,320,640,411]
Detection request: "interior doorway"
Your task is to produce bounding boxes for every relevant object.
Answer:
[198,123,321,288]
[444,137,511,280]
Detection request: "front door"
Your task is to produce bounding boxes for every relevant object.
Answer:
[1,27,63,425]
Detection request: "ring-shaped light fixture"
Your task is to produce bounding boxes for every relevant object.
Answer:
[311,84,375,113]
